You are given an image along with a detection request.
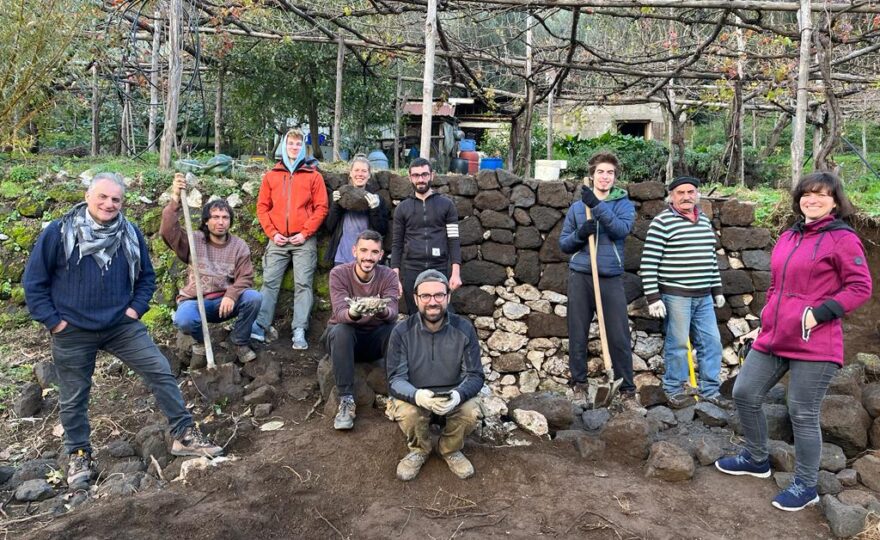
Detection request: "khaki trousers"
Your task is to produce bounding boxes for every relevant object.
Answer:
[387,397,481,456]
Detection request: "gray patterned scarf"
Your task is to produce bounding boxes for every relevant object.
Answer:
[60,202,141,291]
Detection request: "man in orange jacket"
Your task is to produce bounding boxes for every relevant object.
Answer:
[252,129,329,350]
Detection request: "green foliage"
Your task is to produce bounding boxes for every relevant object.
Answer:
[141,303,172,332]
[552,132,667,182]
[8,164,41,183]
[0,180,24,199]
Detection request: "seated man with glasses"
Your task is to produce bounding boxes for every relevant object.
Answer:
[324,229,399,430]
[385,269,484,482]
[390,157,462,315]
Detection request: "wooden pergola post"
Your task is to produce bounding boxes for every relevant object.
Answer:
[160,0,183,169]
[791,0,812,185]
[333,37,344,161]
[419,0,437,159]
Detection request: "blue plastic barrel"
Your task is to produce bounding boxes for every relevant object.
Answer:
[459,139,477,152]
[480,157,503,170]
[368,150,389,170]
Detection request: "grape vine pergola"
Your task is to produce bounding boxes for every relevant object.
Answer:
[98,0,880,186]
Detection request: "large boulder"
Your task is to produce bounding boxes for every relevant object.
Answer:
[720,227,772,251]
[828,365,863,403]
[389,173,411,199]
[741,250,771,271]
[13,382,43,417]
[862,383,880,418]
[764,404,793,443]
[510,184,536,208]
[536,182,571,208]
[448,176,479,196]
[474,190,510,211]
[476,169,500,189]
[645,441,695,482]
[461,260,507,285]
[720,270,754,295]
[600,412,651,461]
[452,286,496,316]
[514,226,543,249]
[459,216,485,246]
[527,313,568,338]
[627,181,665,201]
[508,391,574,431]
[719,199,755,226]
[821,395,872,457]
[537,263,568,294]
[854,453,880,492]
[514,251,541,285]
[822,495,869,538]
[529,206,562,232]
[538,222,565,263]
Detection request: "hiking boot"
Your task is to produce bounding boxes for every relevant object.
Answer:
[334,395,356,430]
[250,323,266,342]
[702,393,733,410]
[442,451,475,479]
[396,451,429,481]
[191,343,207,369]
[715,449,771,478]
[235,344,257,363]
[292,328,308,350]
[619,392,646,413]
[665,391,696,409]
[171,425,223,458]
[570,382,589,405]
[772,477,819,511]
[67,449,93,489]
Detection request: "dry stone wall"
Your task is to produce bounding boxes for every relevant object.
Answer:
[322,169,772,402]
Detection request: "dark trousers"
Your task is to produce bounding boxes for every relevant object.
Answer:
[567,270,634,393]
[325,322,395,396]
[400,263,450,316]
[52,318,192,454]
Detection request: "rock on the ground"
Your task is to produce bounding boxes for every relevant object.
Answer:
[838,489,880,513]
[134,424,172,468]
[763,404,793,442]
[480,395,509,418]
[822,495,868,538]
[821,395,872,457]
[638,384,667,408]
[828,364,863,403]
[512,409,549,437]
[647,406,677,429]
[574,436,606,461]
[838,469,859,487]
[694,438,723,466]
[855,353,880,378]
[821,443,847,473]
[582,408,611,431]
[600,412,651,461]
[13,382,43,417]
[0,465,14,486]
[862,383,880,418]
[8,459,57,488]
[254,403,273,418]
[768,440,796,472]
[818,470,843,495]
[107,439,136,458]
[14,479,54,502]
[508,392,573,431]
[33,361,59,389]
[694,401,728,427]
[645,441,695,482]
[243,384,277,405]
[674,406,696,424]
[853,454,880,491]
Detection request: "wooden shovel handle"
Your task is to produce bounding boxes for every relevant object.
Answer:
[181,175,216,370]
[585,197,612,373]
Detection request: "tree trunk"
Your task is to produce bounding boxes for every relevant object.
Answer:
[120,80,131,156]
[215,63,224,155]
[790,0,812,185]
[546,72,554,159]
[307,92,323,160]
[813,25,841,172]
[419,0,437,159]
[333,38,344,161]
[721,79,743,186]
[759,112,790,160]
[394,64,402,169]
[90,63,100,156]
[160,0,183,169]
[148,7,162,152]
[508,115,518,172]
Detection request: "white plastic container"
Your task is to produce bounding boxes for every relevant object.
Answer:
[534,159,568,181]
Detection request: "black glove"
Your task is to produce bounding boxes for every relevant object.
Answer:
[575,219,597,243]
[581,186,600,208]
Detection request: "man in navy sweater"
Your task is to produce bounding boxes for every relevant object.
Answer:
[24,173,222,490]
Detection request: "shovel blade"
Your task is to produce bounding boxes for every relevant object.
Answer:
[190,363,244,403]
[593,377,624,409]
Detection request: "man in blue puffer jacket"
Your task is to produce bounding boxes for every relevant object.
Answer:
[559,152,636,406]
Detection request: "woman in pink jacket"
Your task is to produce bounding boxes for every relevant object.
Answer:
[715,172,872,511]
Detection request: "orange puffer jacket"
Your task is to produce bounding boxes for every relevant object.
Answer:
[256,161,329,239]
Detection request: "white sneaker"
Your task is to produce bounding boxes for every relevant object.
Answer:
[292,328,308,350]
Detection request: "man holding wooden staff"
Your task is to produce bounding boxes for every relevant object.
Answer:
[559,152,637,408]
[24,173,223,490]
[161,173,261,366]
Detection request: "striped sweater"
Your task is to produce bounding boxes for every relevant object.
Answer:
[639,207,722,303]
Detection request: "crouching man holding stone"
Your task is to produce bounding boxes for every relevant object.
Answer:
[325,230,399,430]
[386,269,484,481]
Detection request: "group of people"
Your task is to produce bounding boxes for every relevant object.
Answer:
[21,130,873,507]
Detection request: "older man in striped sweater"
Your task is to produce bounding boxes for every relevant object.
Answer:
[639,176,730,409]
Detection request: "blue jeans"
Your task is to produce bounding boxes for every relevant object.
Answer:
[51,317,192,454]
[256,237,317,331]
[733,349,838,487]
[173,289,262,346]
[661,294,722,396]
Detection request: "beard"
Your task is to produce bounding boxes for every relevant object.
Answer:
[414,182,430,194]
[420,305,446,322]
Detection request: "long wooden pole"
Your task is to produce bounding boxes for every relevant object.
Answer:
[148,7,162,153]
[182,174,215,370]
[419,0,437,159]
[160,0,183,169]
[791,0,812,185]
[333,37,344,161]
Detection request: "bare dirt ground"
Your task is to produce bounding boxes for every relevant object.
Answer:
[0,320,836,540]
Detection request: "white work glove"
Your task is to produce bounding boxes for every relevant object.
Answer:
[714,295,726,308]
[346,297,368,318]
[415,389,437,410]
[364,192,380,209]
[433,390,461,416]
[332,190,341,202]
[648,300,667,319]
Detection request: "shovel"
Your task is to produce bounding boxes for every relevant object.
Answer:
[583,183,623,409]
[181,173,242,402]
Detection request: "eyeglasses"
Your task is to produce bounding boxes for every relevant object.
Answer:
[416,292,448,302]
[410,172,431,179]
